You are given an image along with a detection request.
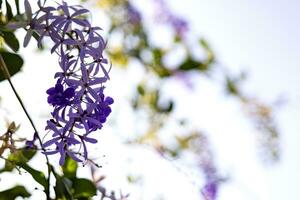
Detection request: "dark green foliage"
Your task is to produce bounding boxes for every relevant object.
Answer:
[18,163,48,189]
[2,31,20,52]
[179,57,208,71]
[5,0,13,21]
[137,84,145,96]
[54,157,96,199]
[0,149,36,172]
[21,148,36,160]
[0,149,48,189]
[151,49,171,77]
[226,77,240,95]
[73,178,97,199]
[0,185,31,200]
[54,176,97,199]
[0,51,23,82]
[54,177,73,200]
[0,138,97,199]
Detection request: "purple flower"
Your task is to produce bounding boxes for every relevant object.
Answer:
[169,16,188,37]
[43,137,81,165]
[54,53,78,81]
[73,29,101,61]
[9,0,45,47]
[25,132,39,149]
[46,82,75,106]
[15,0,113,165]
[154,0,189,37]
[43,119,83,165]
[51,2,90,35]
[127,3,142,25]
[80,134,98,160]
[87,89,114,131]
[201,182,218,200]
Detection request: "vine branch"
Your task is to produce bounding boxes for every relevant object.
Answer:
[0,54,52,200]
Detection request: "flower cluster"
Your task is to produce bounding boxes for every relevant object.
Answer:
[154,0,188,37]
[197,135,221,200]
[201,165,219,200]
[16,0,113,165]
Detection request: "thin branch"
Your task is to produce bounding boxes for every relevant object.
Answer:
[0,54,52,200]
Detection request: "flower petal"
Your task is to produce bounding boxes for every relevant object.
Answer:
[23,29,33,47]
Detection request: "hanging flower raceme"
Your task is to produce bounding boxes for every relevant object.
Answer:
[17,0,113,165]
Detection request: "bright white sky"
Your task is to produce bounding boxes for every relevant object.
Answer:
[170,0,300,200]
[0,0,299,200]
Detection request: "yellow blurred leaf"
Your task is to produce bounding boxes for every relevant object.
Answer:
[109,48,129,67]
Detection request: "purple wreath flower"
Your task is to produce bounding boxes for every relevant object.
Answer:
[127,3,142,25]
[51,2,90,34]
[25,132,39,149]
[154,0,189,37]
[18,1,114,165]
[46,82,75,106]
[201,181,218,200]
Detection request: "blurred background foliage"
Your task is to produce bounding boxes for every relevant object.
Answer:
[0,0,281,199]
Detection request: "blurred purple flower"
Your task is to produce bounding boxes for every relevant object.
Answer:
[169,16,188,37]
[127,3,142,25]
[153,0,189,37]
[201,182,218,200]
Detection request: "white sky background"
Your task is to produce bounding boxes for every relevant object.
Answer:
[0,0,299,199]
[166,0,300,200]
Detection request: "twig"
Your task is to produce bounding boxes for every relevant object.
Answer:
[0,54,52,200]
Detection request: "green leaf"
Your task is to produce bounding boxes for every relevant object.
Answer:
[7,148,36,163]
[2,31,19,52]
[62,156,78,179]
[5,0,13,21]
[225,77,240,95]
[21,148,37,160]
[199,38,210,50]
[152,65,171,77]
[179,58,208,71]
[0,149,36,172]
[17,163,48,189]
[54,177,73,200]
[0,160,15,172]
[73,178,97,198]
[0,149,47,189]
[0,185,31,199]
[137,84,145,96]
[152,48,162,65]
[0,51,23,82]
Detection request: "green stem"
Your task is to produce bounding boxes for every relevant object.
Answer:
[0,54,52,200]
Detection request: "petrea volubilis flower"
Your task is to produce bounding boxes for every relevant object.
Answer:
[197,135,223,200]
[201,182,218,200]
[126,3,142,25]
[154,0,188,37]
[16,0,113,165]
[46,82,75,106]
